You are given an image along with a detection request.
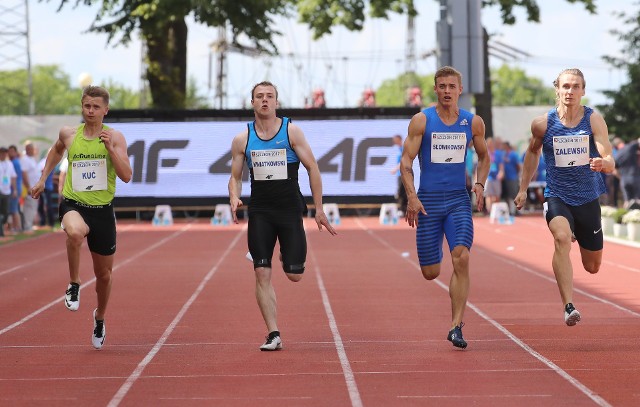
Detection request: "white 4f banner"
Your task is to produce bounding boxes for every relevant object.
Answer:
[111,119,420,198]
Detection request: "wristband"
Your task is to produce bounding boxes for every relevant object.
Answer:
[475,182,484,189]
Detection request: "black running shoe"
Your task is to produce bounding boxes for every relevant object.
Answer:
[564,303,581,326]
[260,330,282,351]
[64,282,80,311]
[447,323,467,349]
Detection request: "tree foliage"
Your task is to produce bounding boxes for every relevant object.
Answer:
[0,65,78,115]
[0,65,144,115]
[41,0,599,109]
[44,0,294,109]
[481,0,596,25]
[375,73,434,107]
[490,64,556,106]
[597,5,640,141]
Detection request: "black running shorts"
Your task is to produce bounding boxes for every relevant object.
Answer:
[544,197,603,251]
[59,198,117,256]
[247,210,306,272]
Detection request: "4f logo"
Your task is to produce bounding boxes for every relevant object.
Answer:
[445,157,453,162]
[128,140,190,183]
[567,161,576,166]
[209,137,394,181]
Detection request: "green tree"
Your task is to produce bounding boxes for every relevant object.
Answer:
[598,5,640,142]
[185,76,212,109]
[102,79,142,109]
[375,73,435,107]
[490,64,556,106]
[45,0,292,109]
[0,65,78,115]
[44,0,597,110]
[0,65,145,115]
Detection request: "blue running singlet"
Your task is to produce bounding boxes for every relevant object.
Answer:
[415,107,475,266]
[244,117,306,212]
[542,106,605,206]
[418,106,475,192]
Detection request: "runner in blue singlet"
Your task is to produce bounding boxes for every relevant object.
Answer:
[401,66,490,349]
[515,68,615,327]
[229,81,337,351]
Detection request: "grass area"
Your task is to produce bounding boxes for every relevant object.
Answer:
[0,225,60,246]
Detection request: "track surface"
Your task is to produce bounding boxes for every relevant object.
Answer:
[1,215,639,406]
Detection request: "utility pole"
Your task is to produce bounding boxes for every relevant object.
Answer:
[0,0,34,114]
[405,14,416,75]
[436,0,484,111]
[209,26,262,109]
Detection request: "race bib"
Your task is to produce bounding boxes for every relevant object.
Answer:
[251,149,287,181]
[71,159,107,191]
[431,132,467,163]
[553,135,589,167]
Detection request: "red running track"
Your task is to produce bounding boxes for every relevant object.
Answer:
[0,215,639,406]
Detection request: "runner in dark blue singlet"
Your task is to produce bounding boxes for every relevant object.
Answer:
[401,66,490,349]
[515,68,615,326]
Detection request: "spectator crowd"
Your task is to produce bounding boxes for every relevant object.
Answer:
[0,141,65,237]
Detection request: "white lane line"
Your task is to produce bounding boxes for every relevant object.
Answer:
[476,220,640,273]
[106,226,245,407]
[0,224,194,337]
[473,246,640,318]
[355,218,613,407]
[0,249,65,277]
[309,244,363,407]
[467,301,612,407]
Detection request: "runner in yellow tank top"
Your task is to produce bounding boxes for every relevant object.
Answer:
[30,86,132,349]
[62,123,117,205]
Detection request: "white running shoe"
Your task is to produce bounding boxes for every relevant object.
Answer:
[64,283,80,311]
[259,331,282,351]
[564,303,581,326]
[92,309,106,350]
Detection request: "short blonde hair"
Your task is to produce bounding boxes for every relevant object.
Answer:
[82,86,110,105]
[251,81,278,101]
[434,66,463,85]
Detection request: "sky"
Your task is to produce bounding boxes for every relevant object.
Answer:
[16,0,633,109]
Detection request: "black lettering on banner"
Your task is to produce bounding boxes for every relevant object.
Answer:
[207,136,395,182]
[209,151,250,181]
[127,139,190,183]
[317,138,354,181]
[127,140,145,183]
[354,137,394,181]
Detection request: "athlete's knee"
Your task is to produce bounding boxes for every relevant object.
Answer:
[582,259,601,274]
[451,247,470,268]
[420,265,440,280]
[286,272,304,282]
[64,226,85,245]
[553,230,573,249]
[284,263,305,281]
[94,268,112,286]
[253,258,272,270]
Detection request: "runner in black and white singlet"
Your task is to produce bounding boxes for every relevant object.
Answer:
[228,81,337,351]
[515,68,615,327]
[401,66,490,349]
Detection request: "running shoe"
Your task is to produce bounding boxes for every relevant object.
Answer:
[260,331,282,351]
[64,282,80,311]
[564,303,581,326]
[447,323,467,349]
[92,309,106,350]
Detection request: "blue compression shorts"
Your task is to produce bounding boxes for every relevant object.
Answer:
[416,189,474,266]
